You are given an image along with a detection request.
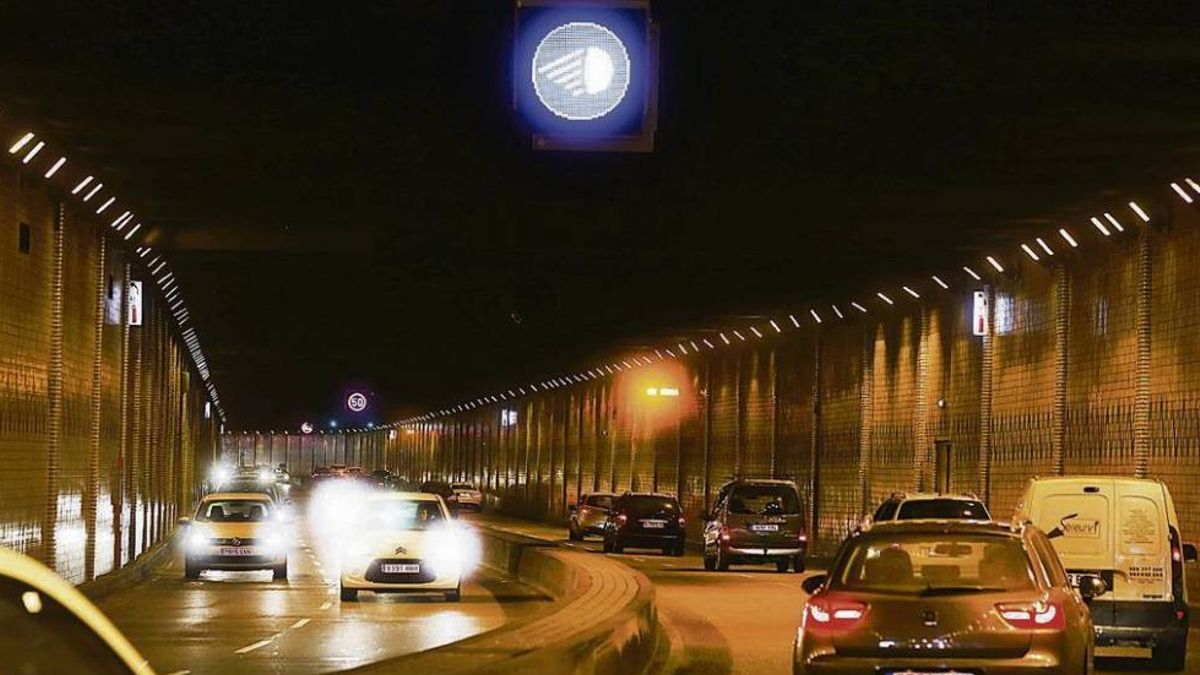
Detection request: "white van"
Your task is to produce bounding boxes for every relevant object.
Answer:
[1014,476,1195,670]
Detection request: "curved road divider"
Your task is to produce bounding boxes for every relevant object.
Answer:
[349,526,661,675]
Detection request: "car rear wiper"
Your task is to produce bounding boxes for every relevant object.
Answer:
[919,585,1008,596]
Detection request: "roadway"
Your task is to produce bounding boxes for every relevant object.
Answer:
[464,512,1200,675]
[96,512,548,675]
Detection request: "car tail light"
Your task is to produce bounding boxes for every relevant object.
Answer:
[804,596,868,631]
[616,513,628,526]
[719,526,730,542]
[798,533,807,542]
[996,600,1065,630]
[677,516,686,528]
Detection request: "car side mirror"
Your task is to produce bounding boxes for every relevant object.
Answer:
[1077,575,1107,600]
[801,574,827,595]
[1184,543,1198,563]
[177,517,191,527]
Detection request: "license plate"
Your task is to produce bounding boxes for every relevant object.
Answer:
[1067,571,1102,588]
[750,524,779,532]
[381,563,420,574]
[641,520,665,529]
[220,547,254,556]
[1095,645,1151,659]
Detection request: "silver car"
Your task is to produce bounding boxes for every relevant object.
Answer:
[569,492,616,541]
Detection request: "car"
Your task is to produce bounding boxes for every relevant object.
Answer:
[180,492,291,580]
[569,492,617,541]
[602,493,686,556]
[869,492,990,524]
[218,477,286,507]
[339,492,468,602]
[703,478,807,572]
[450,483,483,511]
[418,481,460,511]
[0,545,155,674]
[1015,476,1196,669]
[793,520,1100,674]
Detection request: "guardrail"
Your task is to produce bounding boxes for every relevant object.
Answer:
[348,526,661,675]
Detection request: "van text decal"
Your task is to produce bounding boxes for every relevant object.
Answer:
[1047,512,1100,539]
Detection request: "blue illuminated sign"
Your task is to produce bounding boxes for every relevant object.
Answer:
[514,5,653,144]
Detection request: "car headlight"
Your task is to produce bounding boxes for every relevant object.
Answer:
[425,526,480,576]
[188,527,211,551]
[264,532,285,551]
[258,469,274,484]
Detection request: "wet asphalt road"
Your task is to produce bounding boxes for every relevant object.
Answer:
[465,513,1200,675]
[96,515,548,675]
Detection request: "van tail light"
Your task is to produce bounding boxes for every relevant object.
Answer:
[996,600,1065,630]
[804,596,868,632]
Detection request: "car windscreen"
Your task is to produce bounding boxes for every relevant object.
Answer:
[0,577,135,674]
[622,497,679,517]
[363,500,446,531]
[833,533,1035,595]
[729,485,801,515]
[198,500,271,522]
[451,484,474,490]
[897,499,989,520]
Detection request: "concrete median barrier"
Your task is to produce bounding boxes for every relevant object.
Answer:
[348,526,661,675]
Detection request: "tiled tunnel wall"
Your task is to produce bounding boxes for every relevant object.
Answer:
[0,158,220,584]
[243,195,1200,557]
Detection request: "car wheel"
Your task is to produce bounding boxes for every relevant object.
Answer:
[703,546,717,570]
[716,546,730,571]
[612,536,624,554]
[273,559,288,580]
[184,559,201,580]
[340,586,358,602]
[1152,639,1186,671]
[792,555,805,573]
[673,543,686,557]
[445,586,461,602]
[568,523,581,541]
[776,559,790,573]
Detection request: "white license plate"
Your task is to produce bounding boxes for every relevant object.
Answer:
[641,520,665,529]
[381,563,420,574]
[219,547,254,556]
[1095,645,1152,659]
[750,524,779,532]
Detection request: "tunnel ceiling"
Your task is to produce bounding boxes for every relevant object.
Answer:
[0,4,1198,427]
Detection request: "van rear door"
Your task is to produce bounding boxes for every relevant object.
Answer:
[1113,481,1172,610]
[1032,480,1114,624]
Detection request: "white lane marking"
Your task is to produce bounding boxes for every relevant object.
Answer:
[163,670,191,675]
[663,563,676,568]
[633,557,646,562]
[739,574,753,579]
[320,601,332,610]
[291,618,311,630]
[234,639,272,654]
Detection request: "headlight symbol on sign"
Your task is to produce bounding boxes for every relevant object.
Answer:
[347,392,368,413]
[532,22,631,121]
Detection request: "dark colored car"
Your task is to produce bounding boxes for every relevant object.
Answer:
[602,493,685,556]
[704,478,806,572]
[793,520,1100,674]
[370,469,402,489]
[870,492,991,523]
[418,480,460,510]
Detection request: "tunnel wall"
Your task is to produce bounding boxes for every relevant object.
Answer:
[0,158,220,584]
[253,194,1200,556]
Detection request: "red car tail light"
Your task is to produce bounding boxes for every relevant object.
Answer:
[677,516,686,528]
[804,596,868,631]
[615,513,628,526]
[996,600,1065,630]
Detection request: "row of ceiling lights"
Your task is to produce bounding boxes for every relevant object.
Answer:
[378,179,1196,432]
[8,129,225,422]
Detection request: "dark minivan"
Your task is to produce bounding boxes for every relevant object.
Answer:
[704,478,806,572]
[603,493,686,556]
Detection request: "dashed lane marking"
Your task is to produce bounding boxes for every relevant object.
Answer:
[234,639,272,654]
[320,601,332,610]
[163,670,191,675]
[291,618,311,630]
